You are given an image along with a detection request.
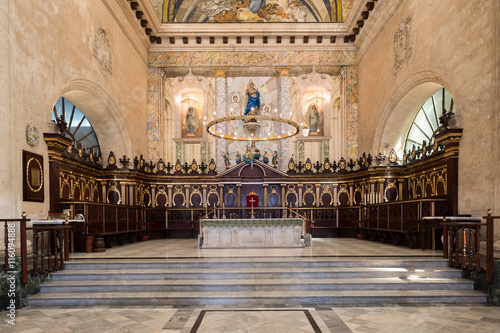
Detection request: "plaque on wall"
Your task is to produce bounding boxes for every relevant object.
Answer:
[23,150,44,202]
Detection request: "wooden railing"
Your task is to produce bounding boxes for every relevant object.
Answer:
[59,202,145,236]
[442,213,496,282]
[2,214,70,285]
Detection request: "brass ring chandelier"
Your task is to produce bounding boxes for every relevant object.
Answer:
[206,115,300,141]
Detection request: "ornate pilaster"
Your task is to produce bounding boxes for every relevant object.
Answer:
[315,184,321,208]
[277,66,292,171]
[213,67,228,173]
[297,183,303,207]
[263,184,268,207]
[202,185,207,208]
[167,185,173,208]
[341,66,359,160]
[185,185,190,208]
[147,67,162,161]
[151,185,156,208]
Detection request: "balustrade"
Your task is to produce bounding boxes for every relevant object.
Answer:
[2,214,69,285]
[442,213,496,282]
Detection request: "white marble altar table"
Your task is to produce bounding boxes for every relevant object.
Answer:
[200,218,304,248]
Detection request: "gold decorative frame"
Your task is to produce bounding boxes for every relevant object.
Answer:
[106,181,121,204]
[302,184,316,206]
[268,185,281,207]
[23,150,44,202]
[337,184,349,206]
[383,180,399,202]
[320,184,334,206]
[156,185,168,207]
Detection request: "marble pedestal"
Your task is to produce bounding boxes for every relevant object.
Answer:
[200,218,304,248]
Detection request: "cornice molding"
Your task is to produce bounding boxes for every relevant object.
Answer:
[355,0,403,62]
[103,0,150,65]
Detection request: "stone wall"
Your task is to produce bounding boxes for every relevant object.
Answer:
[0,0,149,220]
[357,0,499,228]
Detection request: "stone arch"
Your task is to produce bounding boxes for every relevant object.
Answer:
[372,71,452,157]
[57,79,133,159]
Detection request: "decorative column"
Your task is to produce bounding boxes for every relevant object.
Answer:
[167,185,173,208]
[151,185,156,208]
[213,67,228,173]
[202,185,207,208]
[129,183,135,205]
[297,184,303,207]
[121,182,127,205]
[277,67,292,171]
[349,183,354,206]
[185,185,190,208]
[219,184,224,207]
[379,180,385,203]
[398,179,404,201]
[315,184,321,207]
[281,184,286,207]
[333,184,338,207]
[101,182,107,203]
[263,184,268,207]
[236,184,242,207]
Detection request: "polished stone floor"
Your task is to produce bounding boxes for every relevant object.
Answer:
[3,238,499,333]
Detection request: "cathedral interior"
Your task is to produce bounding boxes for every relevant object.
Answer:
[1,0,500,331]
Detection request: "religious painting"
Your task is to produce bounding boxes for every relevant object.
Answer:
[158,0,343,23]
[180,92,203,138]
[23,150,44,202]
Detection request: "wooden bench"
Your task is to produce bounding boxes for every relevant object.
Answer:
[166,220,194,238]
[98,229,143,248]
[311,220,337,237]
[357,226,417,248]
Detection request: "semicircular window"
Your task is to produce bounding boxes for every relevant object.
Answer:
[51,97,101,156]
[404,88,454,151]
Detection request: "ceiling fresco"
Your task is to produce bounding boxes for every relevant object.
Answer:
[152,0,344,23]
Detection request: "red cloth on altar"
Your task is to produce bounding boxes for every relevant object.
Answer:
[246,193,259,207]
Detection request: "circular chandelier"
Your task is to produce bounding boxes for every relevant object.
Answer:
[206,115,300,141]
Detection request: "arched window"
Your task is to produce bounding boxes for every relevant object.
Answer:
[404,88,454,151]
[51,97,101,156]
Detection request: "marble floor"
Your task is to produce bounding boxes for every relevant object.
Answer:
[4,238,499,333]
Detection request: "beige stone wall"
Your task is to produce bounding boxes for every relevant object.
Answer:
[0,0,148,219]
[358,0,499,224]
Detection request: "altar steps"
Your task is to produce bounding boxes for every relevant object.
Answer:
[28,258,487,306]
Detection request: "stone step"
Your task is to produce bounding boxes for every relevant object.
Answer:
[39,277,474,293]
[63,258,449,270]
[50,266,463,281]
[28,289,487,306]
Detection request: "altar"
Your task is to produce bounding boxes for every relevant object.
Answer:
[200,218,304,248]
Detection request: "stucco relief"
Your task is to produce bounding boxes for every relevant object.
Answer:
[392,16,413,76]
[26,123,40,147]
[93,27,112,76]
